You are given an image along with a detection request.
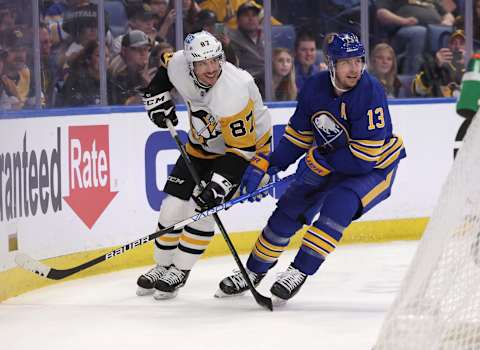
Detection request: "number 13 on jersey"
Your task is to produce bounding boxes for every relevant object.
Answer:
[367,107,385,130]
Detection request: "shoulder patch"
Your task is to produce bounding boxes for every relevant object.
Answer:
[160,52,174,69]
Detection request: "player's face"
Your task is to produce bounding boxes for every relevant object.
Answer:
[193,57,222,87]
[334,56,363,90]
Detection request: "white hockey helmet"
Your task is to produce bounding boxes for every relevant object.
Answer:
[184,31,225,88]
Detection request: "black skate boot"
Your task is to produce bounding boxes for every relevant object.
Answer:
[153,265,190,300]
[136,265,170,296]
[270,264,307,303]
[215,269,266,298]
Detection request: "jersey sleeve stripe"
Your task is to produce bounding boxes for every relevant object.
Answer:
[284,134,312,149]
[285,125,314,140]
[186,142,221,159]
[350,139,385,147]
[350,146,381,162]
[350,142,384,157]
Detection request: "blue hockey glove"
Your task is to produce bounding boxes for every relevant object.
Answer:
[195,173,233,210]
[240,154,278,202]
[143,91,178,129]
[296,148,332,188]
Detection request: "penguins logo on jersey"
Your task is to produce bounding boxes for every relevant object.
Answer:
[312,111,345,153]
[189,107,220,146]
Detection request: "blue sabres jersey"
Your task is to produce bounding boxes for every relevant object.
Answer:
[284,71,406,175]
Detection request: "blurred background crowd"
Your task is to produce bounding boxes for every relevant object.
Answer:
[0,0,478,111]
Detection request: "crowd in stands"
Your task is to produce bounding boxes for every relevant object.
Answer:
[0,0,478,111]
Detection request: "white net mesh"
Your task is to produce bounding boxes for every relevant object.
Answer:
[375,111,480,350]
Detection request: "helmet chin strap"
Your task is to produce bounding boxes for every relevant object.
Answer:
[329,61,366,93]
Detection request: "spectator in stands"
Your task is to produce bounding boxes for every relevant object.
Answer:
[376,0,455,74]
[294,30,319,93]
[39,22,58,107]
[412,29,466,98]
[193,9,238,66]
[0,47,20,110]
[229,1,265,95]
[1,30,32,109]
[199,0,281,29]
[112,3,156,57]
[0,3,17,48]
[156,0,200,46]
[109,29,151,105]
[146,0,170,30]
[272,47,297,101]
[369,43,404,98]
[60,40,111,107]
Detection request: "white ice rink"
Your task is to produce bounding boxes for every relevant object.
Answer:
[1,241,417,350]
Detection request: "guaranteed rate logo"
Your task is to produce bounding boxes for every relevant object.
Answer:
[0,128,62,222]
[63,125,118,229]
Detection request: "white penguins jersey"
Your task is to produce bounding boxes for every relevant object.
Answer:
[166,51,272,160]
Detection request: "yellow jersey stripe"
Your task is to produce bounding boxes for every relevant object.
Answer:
[375,148,402,169]
[284,134,312,149]
[351,139,385,147]
[285,125,314,142]
[350,142,384,156]
[361,170,394,206]
[350,146,380,162]
[186,143,220,159]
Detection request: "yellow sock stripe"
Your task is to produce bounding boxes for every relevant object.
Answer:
[255,240,283,259]
[180,234,212,247]
[306,148,331,176]
[253,248,279,262]
[308,226,339,246]
[303,232,336,254]
[258,234,286,253]
[158,234,181,244]
[301,240,329,258]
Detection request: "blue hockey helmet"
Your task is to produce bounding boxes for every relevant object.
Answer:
[326,32,365,64]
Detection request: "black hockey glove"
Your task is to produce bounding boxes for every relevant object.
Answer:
[142,91,178,129]
[195,173,233,210]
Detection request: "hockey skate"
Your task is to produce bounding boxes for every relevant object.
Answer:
[214,269,265,298]
[153,265,190,300]
[136,265,170,296]
[270,264,307,305]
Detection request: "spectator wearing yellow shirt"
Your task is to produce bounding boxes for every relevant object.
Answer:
[198,0,280,29]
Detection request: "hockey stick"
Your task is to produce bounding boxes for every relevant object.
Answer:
[15,175,293,281]
[165,119,274,311]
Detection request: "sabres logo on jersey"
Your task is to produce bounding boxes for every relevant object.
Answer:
[311,111,347,153]
[189,106,220,146]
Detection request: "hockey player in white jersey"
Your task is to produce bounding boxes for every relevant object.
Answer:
[137,31,272,300]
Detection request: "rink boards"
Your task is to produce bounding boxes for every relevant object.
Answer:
[0,99,463,300]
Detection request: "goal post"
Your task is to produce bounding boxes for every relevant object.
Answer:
[375,110,480,350]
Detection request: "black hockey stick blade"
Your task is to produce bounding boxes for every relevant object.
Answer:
[15,174,294,281]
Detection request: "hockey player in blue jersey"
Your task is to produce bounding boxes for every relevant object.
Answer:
[215,32,406,303]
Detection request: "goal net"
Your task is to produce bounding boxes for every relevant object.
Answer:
[375,111,480,350]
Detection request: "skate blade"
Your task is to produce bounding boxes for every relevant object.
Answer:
[214,288,246,298]
[271,295,288,307]
[136,287,154,296]
[153,289,178,300]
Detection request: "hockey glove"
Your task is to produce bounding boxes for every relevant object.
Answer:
[296,148,332,188]
[143,91,178,129]
[195,173,233,210]
[240,154,279,202]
